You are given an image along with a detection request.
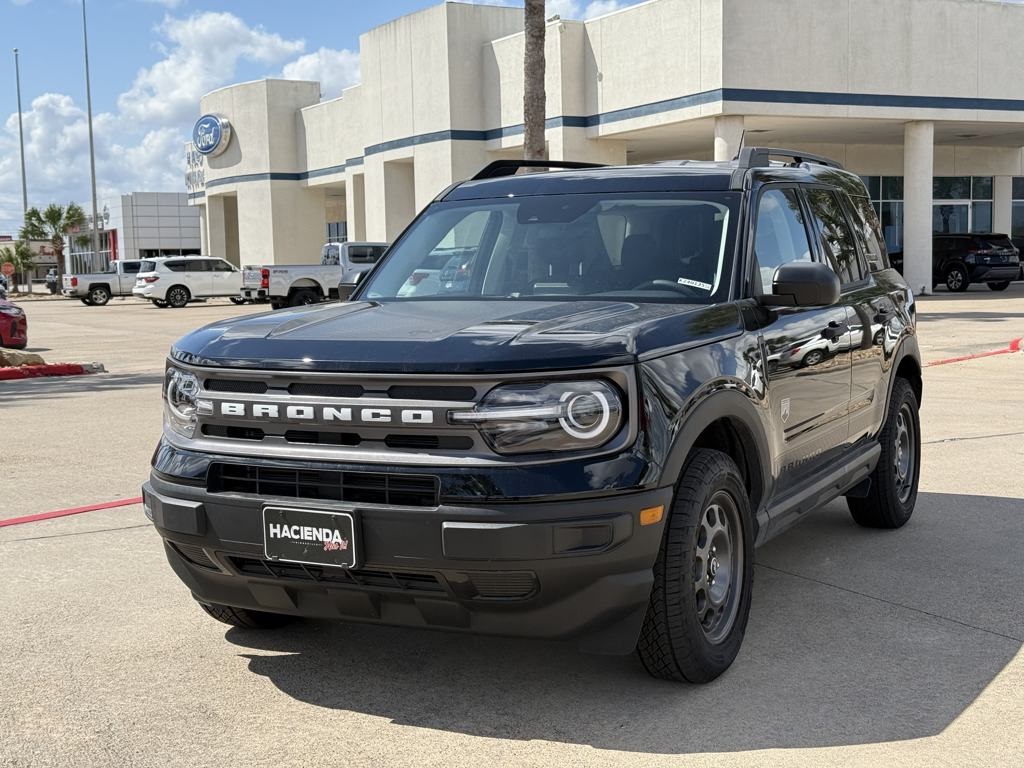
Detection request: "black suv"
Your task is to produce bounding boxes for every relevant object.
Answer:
[891,233,1020,292]
[145,149,922,683]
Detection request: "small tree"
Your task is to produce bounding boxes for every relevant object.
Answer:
[20,203,87,279]
[0,241,34,293]
[523,0,547,162]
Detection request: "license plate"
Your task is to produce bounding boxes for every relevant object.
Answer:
[262,506,358,569]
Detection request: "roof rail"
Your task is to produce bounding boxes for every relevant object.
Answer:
[736,147,845,171]
[470,159,606,180]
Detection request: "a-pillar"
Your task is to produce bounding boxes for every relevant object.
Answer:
[903,121,934,295]
[714,115,745,162]
[993,175,1013,236]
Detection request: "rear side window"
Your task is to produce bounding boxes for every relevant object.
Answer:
[140,260,157,272]
[848,196,888,271]
[347,245,387,264]
[752,188,813,292]
[185,260,211,272]
[164,261,187,272]
[806,188,865,285]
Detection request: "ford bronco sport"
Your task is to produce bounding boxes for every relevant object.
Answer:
[144,149,922,683]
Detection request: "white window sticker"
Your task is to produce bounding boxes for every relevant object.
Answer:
[677,277,713,291]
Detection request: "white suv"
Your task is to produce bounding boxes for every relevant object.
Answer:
[133,257,243,308]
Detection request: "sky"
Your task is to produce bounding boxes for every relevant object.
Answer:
[0,0,639,233]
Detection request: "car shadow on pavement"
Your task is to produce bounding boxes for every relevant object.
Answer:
[0,372,164,406]
[226,492,1022,754]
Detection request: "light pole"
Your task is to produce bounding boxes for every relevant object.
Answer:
[81,0,100,267]
[13,49,28,225]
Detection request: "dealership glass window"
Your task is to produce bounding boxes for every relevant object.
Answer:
[326,221,347,242]
[1010,178,1024,239]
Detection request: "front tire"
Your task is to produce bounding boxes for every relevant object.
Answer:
[230,296,247,305]
[801,349,824,367]
[637,449,754,683]
[166,285,190,308]
[196,600,294,629]
[987,281,1010,291]
[151,299,168,308]
[847,377,920,529]
[945,263,970,292]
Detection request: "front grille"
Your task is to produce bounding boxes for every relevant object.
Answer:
[205,379,268,394]
[463,571,539,599]
[288,382,364,398]
[171,542,219,570]
[231,556,444,593]
[383,434,474,450]
[203,424,265,441]
[284,430,361,446]
[386,385,476,401]
[207,463,440,507]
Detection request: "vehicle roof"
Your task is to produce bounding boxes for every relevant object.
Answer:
[443,159,866,201]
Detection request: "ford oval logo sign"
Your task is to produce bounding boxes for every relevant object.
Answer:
[192,114,231,157]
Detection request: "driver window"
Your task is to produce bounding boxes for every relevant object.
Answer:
[753,188,813,292]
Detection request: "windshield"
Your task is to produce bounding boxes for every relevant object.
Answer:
[360,192,739,303]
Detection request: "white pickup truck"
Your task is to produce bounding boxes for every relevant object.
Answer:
[62,259,149,305]
[240,241,388,309]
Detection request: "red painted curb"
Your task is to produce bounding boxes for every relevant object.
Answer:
[0,497,143,528]
[927,337,1023,367]
[0,363,88,380]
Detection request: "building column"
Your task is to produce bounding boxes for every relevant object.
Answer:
[903,121,934,295]
[205,195,228,259]
[714,115,745,162]
[993,175,1013,236]
[198,206,208,256]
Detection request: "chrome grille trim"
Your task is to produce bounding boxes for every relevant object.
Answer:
[166,362,638,467]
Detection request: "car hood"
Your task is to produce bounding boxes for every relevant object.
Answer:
[170,299,743,373]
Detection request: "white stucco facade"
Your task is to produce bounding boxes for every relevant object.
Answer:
[187,0,1024,293]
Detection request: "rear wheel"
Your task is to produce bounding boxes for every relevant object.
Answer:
[151,299,168,308]
[80,297,93,306]
[230,296,247,305]
[945,263,970,292]
[195,599,294,629]
[289,288,319,307]
[166,285,190,308]
[801,349,825,367]
[88,286,111,306]
[637,449,754,683]
[269,299,286,310]
[847,377,920,528]
[987,281,1010,291]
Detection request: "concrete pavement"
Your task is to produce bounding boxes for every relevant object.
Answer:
[0,292,1022,767]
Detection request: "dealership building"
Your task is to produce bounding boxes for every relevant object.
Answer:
[186,0,1024,294]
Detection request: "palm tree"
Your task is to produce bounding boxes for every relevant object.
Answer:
[523,0,547,162]
[0,241,34,294]
[19,203,87,279]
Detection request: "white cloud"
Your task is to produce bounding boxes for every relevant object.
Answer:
[0,11,313,232]
[281,47,361,100]
[118,12,304,125]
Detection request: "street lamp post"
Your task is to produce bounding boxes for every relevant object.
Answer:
[13,49,28,226]
[81,0,100,267]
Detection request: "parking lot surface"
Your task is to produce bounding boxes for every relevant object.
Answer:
[1,291,1022,767]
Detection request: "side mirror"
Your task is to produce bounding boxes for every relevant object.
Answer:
[761,261,840,307]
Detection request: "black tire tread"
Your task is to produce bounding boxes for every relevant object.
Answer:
[196,600,293,629]
[847,377,920,529]
[636,449,753,684]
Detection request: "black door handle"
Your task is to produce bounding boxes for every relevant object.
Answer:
[828,320,846,329]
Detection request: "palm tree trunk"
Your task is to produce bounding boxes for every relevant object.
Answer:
[523,0,547,162]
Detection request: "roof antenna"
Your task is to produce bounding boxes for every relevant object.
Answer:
[733,128,747,162]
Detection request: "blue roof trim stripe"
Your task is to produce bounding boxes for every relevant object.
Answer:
[193,88,1024,194]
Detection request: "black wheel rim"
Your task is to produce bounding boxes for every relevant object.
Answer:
[170,289,186,306]
[893,402,916,504]
[693,490,744,643]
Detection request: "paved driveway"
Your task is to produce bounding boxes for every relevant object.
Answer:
[1,292,1021,767]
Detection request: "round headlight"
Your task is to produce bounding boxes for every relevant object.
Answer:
[164,366,200,437]
[559,391,611,439]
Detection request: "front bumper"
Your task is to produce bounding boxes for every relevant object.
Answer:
[144,472,672,654]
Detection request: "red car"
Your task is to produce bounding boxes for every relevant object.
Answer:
[0,299,27,349]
